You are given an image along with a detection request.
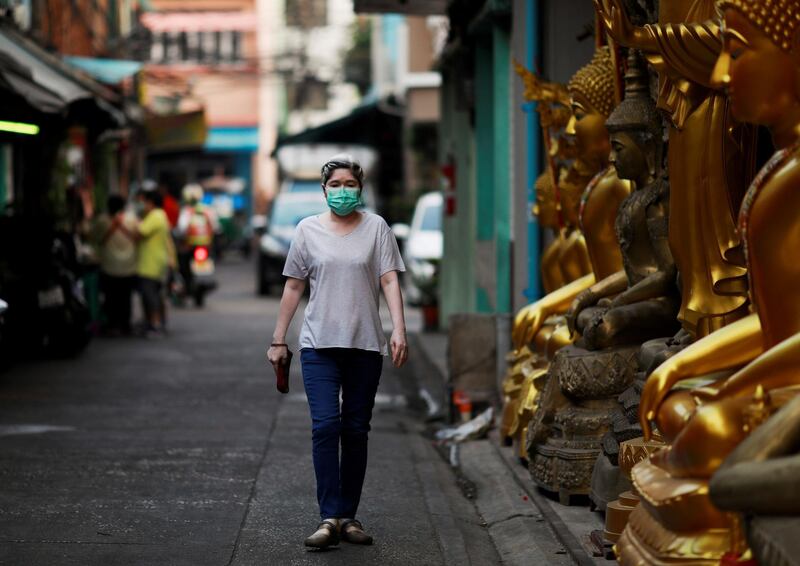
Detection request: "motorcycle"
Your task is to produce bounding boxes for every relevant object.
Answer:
[178,245,217,307]
[33,236,92,356]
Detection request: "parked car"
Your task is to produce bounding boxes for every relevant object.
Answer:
[257,192,329,296]
[393,192,443,307]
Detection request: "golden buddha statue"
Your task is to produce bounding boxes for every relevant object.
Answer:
[534,172,567,295]
[504,48,628,461]
[596,0,756,340]
[617,2,800,562]
[514,47,628,351]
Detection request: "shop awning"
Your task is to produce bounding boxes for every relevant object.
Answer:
[64,57,143,85]
[205,126,258,152]
[274,99,404,151]
[0,24,124,123]
[0,52,64,113]
[141,11,257,33]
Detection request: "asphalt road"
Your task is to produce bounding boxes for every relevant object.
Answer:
[0,257,502,566]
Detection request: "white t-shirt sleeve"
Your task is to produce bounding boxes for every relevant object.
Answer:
[378,223,406,277]
[283,224,309,279]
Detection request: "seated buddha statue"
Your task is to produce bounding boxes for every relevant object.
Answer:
[504,47,629,462]
[566,51,680,352]
[513,46,629,353]
[526,51,677,502]
[616,3,800,563]
[595,0,754,342]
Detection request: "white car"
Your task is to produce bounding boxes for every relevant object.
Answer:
[393,192,443,306]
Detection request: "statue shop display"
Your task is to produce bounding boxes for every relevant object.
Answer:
[526,49,680,505]
[496,0,800,562]
[503,46,631,464]
[614,0,800,562]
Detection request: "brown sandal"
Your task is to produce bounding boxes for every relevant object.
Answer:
[304,519,340,548]
[340,519,373,545]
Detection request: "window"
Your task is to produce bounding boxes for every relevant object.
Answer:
[420,202,442,231]
[285,76,328,111]
[148,30,244,64]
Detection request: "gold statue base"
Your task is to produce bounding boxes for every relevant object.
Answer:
[602,437,664,544]
[615,458,741,565]
[527,345,639,503]
[604,490,639,543]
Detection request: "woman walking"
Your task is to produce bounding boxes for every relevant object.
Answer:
[267,154,408,549]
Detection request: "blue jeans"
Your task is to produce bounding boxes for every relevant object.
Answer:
[300,348,383,520]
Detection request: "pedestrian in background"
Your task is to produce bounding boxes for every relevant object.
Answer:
[93,195,137,335]
[267,154,408,549]
[118,190,175,337]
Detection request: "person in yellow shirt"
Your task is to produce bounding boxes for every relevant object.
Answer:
[119,190,175,336]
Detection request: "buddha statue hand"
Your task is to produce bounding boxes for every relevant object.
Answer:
[593,0,650,49]
[513,304,548,349]
[582,306,612,347]
[640,361,678,440]
[566,288,599,335]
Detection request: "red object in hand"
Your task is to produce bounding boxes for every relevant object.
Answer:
[194,246,209,262]
[273,349,293,394]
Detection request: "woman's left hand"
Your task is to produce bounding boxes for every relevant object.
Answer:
[390,329,408,368]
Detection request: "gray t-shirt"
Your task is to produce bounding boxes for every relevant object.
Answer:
[283,211,406,355]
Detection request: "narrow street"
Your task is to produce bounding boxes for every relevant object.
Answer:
[0,258,508,566]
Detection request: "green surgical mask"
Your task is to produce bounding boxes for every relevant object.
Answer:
[326,187,362,216]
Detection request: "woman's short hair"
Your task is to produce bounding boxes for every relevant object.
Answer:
[320,154,365,188]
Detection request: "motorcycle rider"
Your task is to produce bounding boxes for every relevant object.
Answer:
[175,184,218,300]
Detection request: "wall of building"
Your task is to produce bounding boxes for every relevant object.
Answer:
[34,0,112,56]
[511,0,541,313]
[541,0,596,84]
[439,68,476,322]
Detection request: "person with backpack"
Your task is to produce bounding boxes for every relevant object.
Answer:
[175,184,219,300]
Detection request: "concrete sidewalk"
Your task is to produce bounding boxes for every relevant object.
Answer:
[412,330,605,566]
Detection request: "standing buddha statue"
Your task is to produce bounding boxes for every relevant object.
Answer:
[617,1,800,562]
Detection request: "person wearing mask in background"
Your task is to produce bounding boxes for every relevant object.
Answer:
[118,190,175,337]
[93,195,138,335]
[267,154,408,549]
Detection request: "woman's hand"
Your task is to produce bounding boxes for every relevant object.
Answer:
[267,344,289,368]
[390,329,408,368]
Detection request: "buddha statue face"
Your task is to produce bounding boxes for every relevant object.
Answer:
[566,93,612,169]
[605,50,664,186]
[609,131,650,183]
[532,172,560,229]
[712,3,800,129]
[566,47,616,172]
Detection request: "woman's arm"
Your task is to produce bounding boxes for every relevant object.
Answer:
[267,277,306,365]
[380,270,407,368]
